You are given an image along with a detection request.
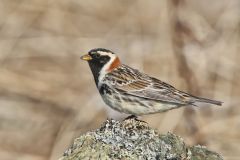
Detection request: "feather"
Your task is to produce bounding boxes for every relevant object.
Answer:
[104,64,221,106]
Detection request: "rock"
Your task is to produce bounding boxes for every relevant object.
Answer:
[59,119,223,160]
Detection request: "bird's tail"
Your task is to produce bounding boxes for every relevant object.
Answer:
[194,97,223,106]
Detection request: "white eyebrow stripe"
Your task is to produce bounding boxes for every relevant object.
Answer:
[97,51,113,56]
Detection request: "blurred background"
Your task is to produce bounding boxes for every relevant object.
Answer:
[0,0,239,160]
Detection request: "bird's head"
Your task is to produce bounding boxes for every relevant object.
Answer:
[81,48,121,84]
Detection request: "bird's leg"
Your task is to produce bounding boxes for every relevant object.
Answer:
[124,115,146,123]
[124,115,138,120]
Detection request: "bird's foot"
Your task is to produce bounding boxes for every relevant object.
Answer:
[124,115,146,123]
[125,115,138,120]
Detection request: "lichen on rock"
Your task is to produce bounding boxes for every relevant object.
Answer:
[60,119,223,160]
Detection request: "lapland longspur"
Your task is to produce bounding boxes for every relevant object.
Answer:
[81,48,222,115]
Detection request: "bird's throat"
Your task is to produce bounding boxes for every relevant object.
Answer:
[88,62,103,86]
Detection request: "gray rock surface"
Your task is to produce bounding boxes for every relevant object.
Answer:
[60,119,223,160]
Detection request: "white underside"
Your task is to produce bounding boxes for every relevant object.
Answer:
[101,92,180,115]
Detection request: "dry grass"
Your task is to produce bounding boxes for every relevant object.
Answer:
[0,0,239,160]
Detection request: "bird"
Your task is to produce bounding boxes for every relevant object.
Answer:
[80,48,222,116]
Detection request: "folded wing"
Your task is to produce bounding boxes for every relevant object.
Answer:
[105,65,195,105]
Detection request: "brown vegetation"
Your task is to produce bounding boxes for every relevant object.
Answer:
[0,0,239,160]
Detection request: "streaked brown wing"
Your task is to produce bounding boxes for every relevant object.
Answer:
[106,65,193,105]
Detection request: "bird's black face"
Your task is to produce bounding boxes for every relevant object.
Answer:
[88,51,111,67]
[81,48,116,85]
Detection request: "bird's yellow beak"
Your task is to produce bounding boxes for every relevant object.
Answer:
[80,54,92,61]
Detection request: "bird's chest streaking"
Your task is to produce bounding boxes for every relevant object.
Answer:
[98,81,176,115]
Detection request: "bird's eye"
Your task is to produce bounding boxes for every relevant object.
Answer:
[94,53,100,58]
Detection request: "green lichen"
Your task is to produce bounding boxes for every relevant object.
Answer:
[189,145,223,160]
[60,119,223,160]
